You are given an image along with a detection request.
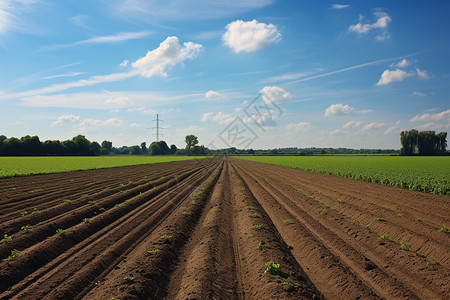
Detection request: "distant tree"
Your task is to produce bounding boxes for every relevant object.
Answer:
[170,144,177,155]
[320,149,326,154]
[400,129,447,155]
[248,149,255,155]
[158,141,170,155]
[43,140,63,155]
[20,135,42,155]
[141,142,147,154]
[192,145,209,155]
[101,141,112,153]
[149,142,161,155]
[129,145,143,155]
[72,135,91,155]
[89,142,101,155]
[185,135,198,154]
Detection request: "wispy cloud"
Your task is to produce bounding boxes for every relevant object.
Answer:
[41,72,85,80]
[0,0,40,35]
[266,72,308,82]
[331,4,350,9]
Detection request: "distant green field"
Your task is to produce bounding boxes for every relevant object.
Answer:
[0,156,205,178]
[237,156,450,195]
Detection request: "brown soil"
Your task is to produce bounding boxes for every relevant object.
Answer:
[0,157,448,299]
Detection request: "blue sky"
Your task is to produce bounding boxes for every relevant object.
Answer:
[0,0,449,150]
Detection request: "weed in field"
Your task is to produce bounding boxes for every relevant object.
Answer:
[111,297,118,300]
[379,234,390,241]
[1,234,12,243]
[88,200,96,204]
[438,225,448,233]
[99,207,106,212]
[415,217,423,222]
[277,279,298,287]
[252,224,264,230]
[239,186,245,191]
[56,229,66,235]
[241,257,246,261]
[4,249,21,261]
[83,218,91,224]
[182,211,191,216]
[427,261,440,265]
[396,213,403,217]
[246,233,254,238]
[194,190,202,197]
[256,241,267,249]
[21,224,32,232]
[190,200,196,205]
[62,199,71,204]
[249,212,262,218]
[33,208,40,215]
[264,261,281,275]
[375,217,385,222]
[283,219,294,225]
[82,194,89,198]
[115,204,121,208]
[241,194,246,200]
[245,205,256,210]
[122,275,134,282]
[332,197,343,203]
[119,183,126,187]
[400,241,411,251]
[161,234,173,240]
[29,189,43,193]
[361,224,370,230]
[20,211,28,217]
[147,249,160,255]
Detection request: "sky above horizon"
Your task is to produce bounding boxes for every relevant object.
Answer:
[0,0,449,150]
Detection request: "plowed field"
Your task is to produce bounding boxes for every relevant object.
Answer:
[0,157,448,299]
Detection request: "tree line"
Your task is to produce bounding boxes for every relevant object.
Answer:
[400,130,447,156]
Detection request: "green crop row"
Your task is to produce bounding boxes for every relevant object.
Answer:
[237,156,449,196]
[0,156,206,178]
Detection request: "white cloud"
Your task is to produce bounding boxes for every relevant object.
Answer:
[132,36,202,77]
[358,109,373,114]
[330,129,344,135]
[52,115,80,127]
[0,0,39,35]
[120,60,129,67]
[286,122,310,132]
[376,69,413,86]
[77,118,124,132]
[222,19,281,53]
[201,112,234,124]
[325,103,354,117]
[416,122,449,131]
[384,121,400,135]
[331,4,350,9]
[349,12,391,40]
[416,68,430,80]
[412,91,427,97]
[361,122,384,132]
[343,120,361,129]
[260,86,291,104]
[68,14,90,28]
[41,72,85,80]
[267,72,307,82]
[391,59,410,68]
[205,90,221,99]
[104,96,133,105]
[409,109,450,122]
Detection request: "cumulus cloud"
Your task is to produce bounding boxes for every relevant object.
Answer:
[205,90,221,99]
[222,19,281,53]
[343,120,361,129]
[201,112,234,124]
[349,12,391,40]
[409,109,450,122]
[325,104,354,117]
[260,86,291,104]
[52,114,80,127]
[286,122,310,131]
[376,69,413,86]
[361,122,384,132]
[132,36,203,77]
[416,68,430,80]
[391,59,409,68]
[332,4,350,9]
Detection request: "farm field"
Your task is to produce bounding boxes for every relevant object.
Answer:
[0,157,449,299]
[238,156,450,195]
[0,156,205,179]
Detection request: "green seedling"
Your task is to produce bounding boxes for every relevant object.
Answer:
[239,186,245,191]
[400,241,411,251]
[62,199,71,204]
[190,200,196,205]
[249,212,262,218]
[83,218,91,224]
[122,275,134,282]
[21,224,32,232]
[396,213,403,217]
[438,225,448,233]
[99,208,106,212]
[88,200,96,204]
[245,205,256,210]
[361,224,370,230]
[1,234,12,243]
[415,217,422,222]
[283,219,294,225]
[265,261,281,275]
[379,234,390,241]
[56,229,66,235]
[30,189,43,193]
[147,249,160,255]
[115,204,121,208]
[277,279,298,287]
[161,234,173,240]
[252,224,264,230]
[5,249,21,261]
[20,211,28,217]
[182,211,191,216]
[33,208,41,215]
[245,233,254,238]
[427,261,440,265]
[375,217,385,222]
[256,241,267,249]
[241,257,246,261]
[241,194,247,200]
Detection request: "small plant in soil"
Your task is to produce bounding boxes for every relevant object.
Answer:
[4,249,21,261]
[379,234,390,241]
[122,275,134,282]
[249,212,262,218]
[33,208,40,215]
[427,261,440,265]
[438,225,448,233]
[241,194,246,200]
[375,217,385,222]
[190,200,196,205]
[239,186,245,191]
[99,208,106,212]
[21,224,32,232]
[88,200,96,204]
[361,224,370,230]
[400,241,411,251]
[252,224,264,230]
[62,199,71,204]
[265,261,281,275]
[245,205,256,210]
[277,279,298,287]
[396,213,403,217]
[147,249,160,255]
[415,217,422,222]
[1,234,12,243]
[256,241,267,249]
[283,219,294,225]
[83,218,91,224]
[161,234,173,240]
[182,211,191,216]
[241,257,246,261]
[56,229,66,235]
[20,211,28,217]
[246,233,254,238]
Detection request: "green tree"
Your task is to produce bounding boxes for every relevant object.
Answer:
[170,144,177,155]
[141,142,147,154]
[149,142,161,155]
[101,141,112,153]
[185,135,198,154]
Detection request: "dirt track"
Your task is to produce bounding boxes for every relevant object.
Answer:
[0,157,448,299]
